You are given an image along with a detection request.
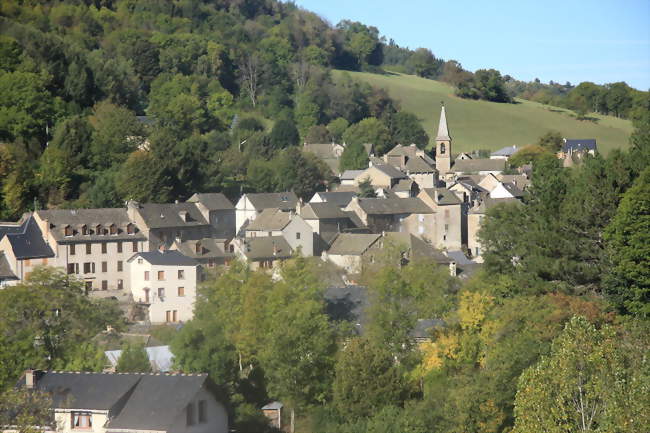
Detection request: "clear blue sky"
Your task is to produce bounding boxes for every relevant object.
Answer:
[293,0,650,90]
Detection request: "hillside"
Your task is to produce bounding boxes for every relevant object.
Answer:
[334,70,634,154]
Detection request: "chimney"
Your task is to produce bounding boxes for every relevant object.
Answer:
[25,369,37,389]
[296,198,303,215]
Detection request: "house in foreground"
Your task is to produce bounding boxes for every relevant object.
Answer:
[10,369,228,433]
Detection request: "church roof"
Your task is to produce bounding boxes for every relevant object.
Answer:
[436,105,451,141]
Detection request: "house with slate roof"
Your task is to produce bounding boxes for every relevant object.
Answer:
[345,197,434,236]
[244,207,314,256]
[381,144,438,188]
[354,163,409,189]
[171,237,235,268]
[186,193,236,239]
[323,233,381,274]
[310,191,357,208]
[417,188,463,250]
[234,236,293,270]
[0,215,54,287]
[490,145,518,160]
[299,202,364,254]
[235,192,298,235]
[10,370,228,433]
[557,138,597,166]
[127,250,199,323]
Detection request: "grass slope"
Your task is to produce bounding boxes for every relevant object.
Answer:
[334,70,633,155]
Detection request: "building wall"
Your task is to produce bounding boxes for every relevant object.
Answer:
[129,259,198,323]
[408,172,436,189]
[282,215,314,256]
[235,196,257,235]
[433,205,462,250]
[354,167,393,189]
[194,204,236,239]
[467,213,485,262]
[54,410,109,433]
[168,386,228,433]
[324,253,362,274]
[401,213,436,242]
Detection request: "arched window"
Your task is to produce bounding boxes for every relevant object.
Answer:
[440,143,446,154]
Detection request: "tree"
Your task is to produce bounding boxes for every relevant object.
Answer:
[390,112,429,147]
[507,144,550,168]
[339,142,369,172]
[89,100,143,170]
[240,54,260,107]
[333,338,405,418]
[536,130,564,152]
[305,125,331,144]
[358,178,376,198]
[407,48,440,78]
[513,316,649,432]
[0,388,54,433]
[604,167,650,316]
[342,118,391,155]
[115,151,172,203]
[273,148,330,199]
[269,119,300,150]
[327,117,349,142]
[116,343,152,373]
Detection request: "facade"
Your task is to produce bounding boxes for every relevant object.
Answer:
[467,197,518,261]
[299,202,363,254]
[33,209,146,293]
[382,144,438,189]
[234,235,293,270]
[244,207,314,256]
[186,193,236,239]
[417,188,463,250]
[13,370,228,433]
[345,197,434,235]
[235,192,298,235]
[128,250,199,324]
[323,233,381,274]
[0,215,54,287]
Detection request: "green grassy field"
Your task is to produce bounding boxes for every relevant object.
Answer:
[333,70,633,155]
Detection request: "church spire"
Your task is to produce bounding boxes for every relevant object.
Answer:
[436,103,451,141]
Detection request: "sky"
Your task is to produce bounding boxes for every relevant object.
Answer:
[293,0,650,90]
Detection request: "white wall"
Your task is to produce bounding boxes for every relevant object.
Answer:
[168,386,228,433]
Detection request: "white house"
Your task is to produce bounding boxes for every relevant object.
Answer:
[235,192,298,235]
[127,250,199,324]
[11,370,228,433]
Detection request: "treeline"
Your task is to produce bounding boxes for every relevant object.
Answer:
[0,0,430,219]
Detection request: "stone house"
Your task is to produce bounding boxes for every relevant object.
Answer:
[381,144,438,188]
[354,164,408,189]
[0,215,54,287]
[32,209,146,293]
[299,202,364,254]
[345,197,434,236]
[244,207,314,256]
[234,236,293,270]
[186,193,236,239]
[128,250,199,324]
[12,370,228,433]
[323,233,381,274]
[235,192,298,235]
[417,188,463,250]
[171,238,235,268]
[467,197,518,261]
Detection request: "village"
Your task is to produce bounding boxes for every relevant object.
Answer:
[0,106,600,432]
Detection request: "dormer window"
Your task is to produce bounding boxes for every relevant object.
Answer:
[109,224,117,235]
[126,223,135,235]
[81,225,88,235]
[195,242,201,254]
[179,210,189,222]
[95,224,102,235]
[64,225,73,237]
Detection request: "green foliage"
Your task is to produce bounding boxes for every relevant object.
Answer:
[339,142,369,172]
[507,144,550,168]
[456,69,511,103]
[0,267,124,391]
[358,177,376,198]
[390,111,429,147]
[342,117,391,155]
[305,125,331,144]
[604,167,650,316]
[269,118,300,150]
[115,151,172,203]
[0,388,54,432]
[116,343,152,373]
[333,338,405,418]
[536,130,564,152]
[327,117,349,142]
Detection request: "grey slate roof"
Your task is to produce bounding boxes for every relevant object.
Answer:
[562,139,597,153]
[311,191,357,208]
[0,220,24,241]
[356,197,433,215]
[340,170,364,180]
[501,182,525,198]
[372,164,408,179]
[246,208,291,231]
[174,238,234,260]
[133,203,208,229]
[187,193,234,210]
[36,208,145,242]
[300,202,351,220]
[325,285,368,331]
[327,233,381,255]
[242,236,292,260]
[376,232,451,264]
[128,250,198,266]
[453,158,505,173]
[245,192,299,211]
[491,145,518,157]
[405,156,437,172]
[4,216,54,259]
[390,179,416,193]
[421,188,462,206]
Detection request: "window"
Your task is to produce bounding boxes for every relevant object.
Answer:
[158,287,165,299]
[117,261,123,272]
[117,242,123,253]
[67,263,75,275]
[475,247,480,256]
[84,281,92,292]
[198,400,207,423]
[81,225,88,235]
[138,258,143,264]
[173,310,178,322]
[101,262,107,273]
[229,244,234,253]
[95,225,102,235]
[195,243,201,254]
[70,244,76,256]
[132,241,138,252]
[178,270,185,280]
[83,262,94,274]
[71,411,92,429]
[178,287,185,297]
[127,223,135,235]
[110,224,117,235]
[296,232,301,240]
[144,271,150,281]
[166,310,172,323]
[64,226,73,237]
[101,280,108,290]
[440,143,446,154]
[86,243,92,255]
[158,271,165,281]
[444,224,449,232]
[117,279,123,290]
[101,243,107,254]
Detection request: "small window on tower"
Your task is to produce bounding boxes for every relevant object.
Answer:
[440,143,446,154]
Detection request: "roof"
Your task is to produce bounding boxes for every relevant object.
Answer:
[303,143,340,158]
[420,188,462,206]
[262,401,284,410]
[3,216,54,259]
[0,252,17,280]
[452,158,505,173]
[436,105,451,141]
[300,202,350,220]
[563,139,597,152]
[355,197,433,215]
[410,319,445,339]
[327,233,381,255]
[378,232,451,263]
[370,164,408,179]
[105,345,174,372]
[390,179,416,193]
[245,192,299,211]
[174,238,233,260]
[131,202,208,229]
[187,193,234,210]
[246,208,291,231]
[496,174,530,189]
[405,155,437,172]
[324,285,368,331]
[128,250,198,266]
[491,145,518,157]
[340,170,365,180]
[311,191,357,208]
[36,208,145,243]
[501,182,524,198]
[0,220,24,241]
[470,197,519,214]
[241,236,293,260]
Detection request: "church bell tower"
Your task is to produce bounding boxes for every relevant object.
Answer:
[435,103,452,174]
